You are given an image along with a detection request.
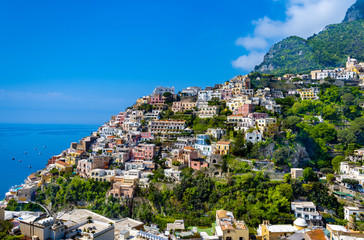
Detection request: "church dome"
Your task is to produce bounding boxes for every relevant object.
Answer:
[294,218,308,228]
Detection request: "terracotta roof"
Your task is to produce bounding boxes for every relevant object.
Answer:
[217,141,231,145]
[154,120,186,122]
[221,225,235,231]
[216,210,228,219]
[55,161,70,167]
[305,229,327,240]
[184,146,196,150]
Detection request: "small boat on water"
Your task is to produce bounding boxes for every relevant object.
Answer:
[12,157,15,160]
[24,152,27,154]
[44,146,46,148]
[39,153,42,155]
[29,165,32,168]
[19,160,22,163]
[34,148,37,150]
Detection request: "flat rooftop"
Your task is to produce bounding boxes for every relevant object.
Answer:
[266,225,297,233]
[79,221,110,233]
[58,209,113,224]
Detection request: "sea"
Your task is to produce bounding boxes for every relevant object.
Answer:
[0,123,99,199]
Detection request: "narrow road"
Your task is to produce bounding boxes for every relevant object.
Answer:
[30,201,51,216]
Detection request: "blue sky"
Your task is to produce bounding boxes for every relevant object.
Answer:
[0,0,354,124]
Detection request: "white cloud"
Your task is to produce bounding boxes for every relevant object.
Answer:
[233,0,356,72]
[0,89,78,102]
[235,36,269,50]
[232,51,265,71]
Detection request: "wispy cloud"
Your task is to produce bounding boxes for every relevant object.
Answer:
[232,0,356,71]
[0,89,80,102]
[232,51,266,72]
[0,89,126,111]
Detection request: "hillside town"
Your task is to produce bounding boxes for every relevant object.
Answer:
[1,56,364,240]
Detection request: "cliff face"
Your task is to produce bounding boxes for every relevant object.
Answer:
[343,0,364,22]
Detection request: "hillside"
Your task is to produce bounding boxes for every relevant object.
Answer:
[254,0,364,76]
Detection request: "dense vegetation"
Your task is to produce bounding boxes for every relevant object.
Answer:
[130,168,344,231]
[0,220,23,240]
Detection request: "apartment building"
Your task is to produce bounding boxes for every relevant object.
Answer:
[172,101,197,112]
[148,120,186,134]
[291,202,322,221]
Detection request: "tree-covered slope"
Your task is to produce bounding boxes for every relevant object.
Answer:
[255,20,364,75]
[308,20,364,67]
[256,36,321,75]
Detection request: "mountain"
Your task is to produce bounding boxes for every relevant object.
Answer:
[343,0,364,22]
[254,0,364,76]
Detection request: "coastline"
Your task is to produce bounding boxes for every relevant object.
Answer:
[0,123,98,199]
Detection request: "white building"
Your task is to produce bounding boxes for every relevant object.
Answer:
[344,206,364,221]
[311,70,336,80]
[198,90,221,102]
[181,87,201,96]
[206,128,225,140]
[99,126,121,138]
[227,115,255,131]
[152,86,175,96]
[245,130,263,144]
[148,120,186,134]
[164,169,182,182]
[291,202,322,221]
[198,105,219,118]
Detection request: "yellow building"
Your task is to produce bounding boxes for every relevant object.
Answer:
[215,210,249,240]
[113,176,138,186]
[257,218,308,240]
[55,161,73,173]
[65,150,86,165]
[215,141,231,155]
[297,88,318,100]
[39,172,52,187]
[256,118,277,132]
[135,96,150,106]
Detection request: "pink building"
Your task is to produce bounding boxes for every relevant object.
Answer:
[220,89,232,101]
[190,159,209,170]
[116,112,126,123]
[77,156,111,178]
[177,146,199,166]
[141,132,154,141]
[108,183,134,198]
[132,144,156,160]
[150,94,165,105]
[236,104,253,116]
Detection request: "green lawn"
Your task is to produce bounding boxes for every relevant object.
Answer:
[188,223,215,236]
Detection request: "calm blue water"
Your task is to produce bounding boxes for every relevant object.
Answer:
[0,124,98,198]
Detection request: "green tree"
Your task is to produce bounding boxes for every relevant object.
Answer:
[326,174,336,184]
[283,173,291,183]
[331,155,345,172]
[342,178,360,190]
[272,147,290,165]
[303,167,318,182]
